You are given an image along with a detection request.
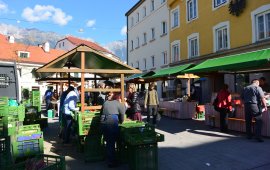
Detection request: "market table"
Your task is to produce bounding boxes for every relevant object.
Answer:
[159,101,197,119]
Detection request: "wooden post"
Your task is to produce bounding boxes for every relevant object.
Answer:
[121,74,124,103]
[81,52,85,112]
[187,78,191,97]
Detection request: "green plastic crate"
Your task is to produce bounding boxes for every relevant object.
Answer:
[0,97,9,106]
[77,113,101,136]
[12,132,44,161]
[124,132,164,145]
[84,134,104,162]
[0,116,18,137]
[128,143,158,170]
[9,154,65,170]
[0,106,8,117]
[18,124,41,136]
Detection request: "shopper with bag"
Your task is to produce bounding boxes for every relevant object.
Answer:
[144,82,159,126]
[216,84,232,133]
[126,83,142,121]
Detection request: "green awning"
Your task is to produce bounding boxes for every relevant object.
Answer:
[184,48,270,73]
[125,71,155,82]
[145,64,193,79]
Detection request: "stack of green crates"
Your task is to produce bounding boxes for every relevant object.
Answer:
[11,124,44,162]
[119,123,164,170]
[77,111,101,136]
[31,91,41,112]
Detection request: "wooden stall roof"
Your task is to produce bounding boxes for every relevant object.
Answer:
[36,44,141,77]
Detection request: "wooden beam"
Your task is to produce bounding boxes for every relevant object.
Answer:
[85,106,102,110]
[121,74,124,102]
[38,68,142,74]
[81,52,85,112]
[85,88,121,92]
[76,46,93,52]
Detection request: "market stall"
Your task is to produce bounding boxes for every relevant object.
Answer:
[184,47,270,136]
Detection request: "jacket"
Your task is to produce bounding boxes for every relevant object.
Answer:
[126,92,141,113]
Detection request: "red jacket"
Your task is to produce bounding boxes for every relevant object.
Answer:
[217,89,232,111]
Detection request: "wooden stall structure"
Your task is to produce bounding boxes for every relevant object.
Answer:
[36,44,141,112]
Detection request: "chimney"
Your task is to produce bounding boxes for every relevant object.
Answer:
[8,35,15,43]
[43,42,50,52]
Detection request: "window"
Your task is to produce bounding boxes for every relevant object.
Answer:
[131,40,134,50]
[171,6,179,29]
[59,43,61,48]
[131,17,134,27]
[143,33,147,44]
[143,6,146,17]
[171,40,180,62]
[151,56,155,67]
[213,21,230,52]
[213,0,227,8]
[161,0,166,4]
[188,33,199,58]
[256,11,270,41]
[136,61,140,69]
[131,63,134,67]
[151,0,155,12]
[136,37,140,48]
[151,28,155,40]
[187,0,198,21]
[62,42,64,47]
[162,51,168,65]
[251,5,270,42]
[161,21,167,35]
[136,12,140,23]
[144,58,147,69]
[18,51,30,58]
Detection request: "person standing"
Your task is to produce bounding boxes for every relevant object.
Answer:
[44,86,55,112]
[216,84,232,133]
[126,83,142,121]
[241,79,267,142]
[100,92,125,168]
[63,86,80,144]
[144,83,159,126]
[259,77,270,92]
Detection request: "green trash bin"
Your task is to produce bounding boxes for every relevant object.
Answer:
[47,110,54,118]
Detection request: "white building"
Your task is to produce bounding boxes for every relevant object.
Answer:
[126,0,170,96]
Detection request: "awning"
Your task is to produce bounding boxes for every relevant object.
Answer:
[144,64,193,79]
[184,48,270,73]
[125,71,155,82]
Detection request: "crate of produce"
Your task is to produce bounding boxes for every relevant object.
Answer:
[0,105,8,117]
[0,97,9,106]
[18,124,41,136]
[84,134,104,162]
[0,116,18,137]
[9,154,65,170]
[128,143,158,170]
[77,113,101,136]
[124,132,164,146]
[12,133,44,161]
[9,105,25,122]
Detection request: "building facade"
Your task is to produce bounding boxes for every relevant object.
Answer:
[167,0,270,102]
[0,34,65,100]
[126,0,170,95]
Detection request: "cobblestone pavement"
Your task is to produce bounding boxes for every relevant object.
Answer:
[43,115,270,170]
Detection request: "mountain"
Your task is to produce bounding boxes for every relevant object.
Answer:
[104,40,127,62]
[0,23,127,61]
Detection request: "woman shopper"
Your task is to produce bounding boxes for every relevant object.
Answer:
[216,84,232,133]
[126,83,142,121]
[100,92,125,168]
[144,82,159,126]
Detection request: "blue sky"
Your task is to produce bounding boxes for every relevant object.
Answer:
[0,0,138,45]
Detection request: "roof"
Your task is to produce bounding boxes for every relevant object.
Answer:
[144,64,194,79]
[184,48,270,73]
[125,0,145,16]
[0,34,65,65]
[36,44,141,79]
[64,36,111,54]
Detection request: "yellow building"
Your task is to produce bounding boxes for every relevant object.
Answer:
[168,0,270,64]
